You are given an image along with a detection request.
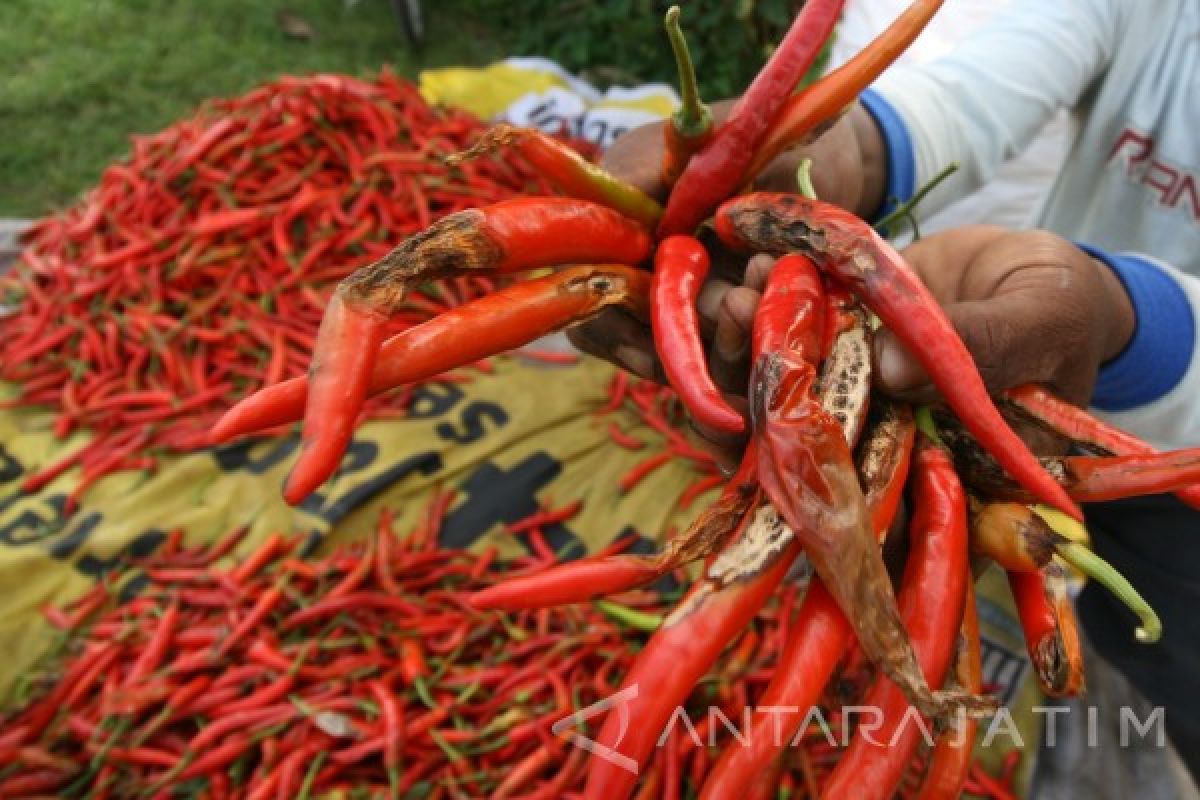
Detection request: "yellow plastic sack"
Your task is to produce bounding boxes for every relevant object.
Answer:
[0,356,715,695]
[419,57,676,149]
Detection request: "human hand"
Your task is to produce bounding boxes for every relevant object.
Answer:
[569,105,886,468]
[875,226,1134,409]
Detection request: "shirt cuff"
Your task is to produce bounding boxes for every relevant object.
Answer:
[859,88,916,226]
[1078,243,1195,412]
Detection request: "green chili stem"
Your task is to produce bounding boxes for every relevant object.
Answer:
[594,599,663,632]
[795,158,818,200]
[876,161,960,239]
[1055,540,1161,643]
[296,751,327,800]
[413,675,438,709]
[914,406,945,449]
[665,6,712,138]
[428,729,466,763]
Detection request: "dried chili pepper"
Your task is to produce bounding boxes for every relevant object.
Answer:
[820,435,978,799]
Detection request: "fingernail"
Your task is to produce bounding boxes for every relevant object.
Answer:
[714,319,746,362]
[877,339,912,391]
[614,345,654,379]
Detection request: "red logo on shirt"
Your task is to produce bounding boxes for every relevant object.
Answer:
[1109,128,1199,223]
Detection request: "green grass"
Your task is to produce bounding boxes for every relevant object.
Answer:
[0,0,808,218]
[0,0,503,217]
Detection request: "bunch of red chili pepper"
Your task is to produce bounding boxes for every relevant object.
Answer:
[0,70,570,512]
[212,1,1200,796]
[1,503,1023,799]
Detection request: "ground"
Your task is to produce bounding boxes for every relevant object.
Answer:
[0,0,502,217]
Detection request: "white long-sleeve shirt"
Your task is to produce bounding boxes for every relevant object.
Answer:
[829,0,1070,233]
[865,0,1200,448]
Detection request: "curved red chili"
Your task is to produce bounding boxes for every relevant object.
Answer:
[1004,383,1200,510]
[653,236,743,434]
[213,265,650,442]
[451,126,662,228]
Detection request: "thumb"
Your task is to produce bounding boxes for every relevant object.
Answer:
[873,294,1063,402]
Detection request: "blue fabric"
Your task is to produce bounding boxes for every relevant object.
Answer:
[859,88,916,225]
[1078,243,1195,411]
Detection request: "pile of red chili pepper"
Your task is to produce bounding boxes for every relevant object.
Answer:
[0,70,572,511]
[0,502,1023,799]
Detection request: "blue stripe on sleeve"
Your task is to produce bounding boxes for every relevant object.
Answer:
[859,88,916,226]
[1078,243,1195,411]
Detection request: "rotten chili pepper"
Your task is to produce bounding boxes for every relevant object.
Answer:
[716,192,1083,522]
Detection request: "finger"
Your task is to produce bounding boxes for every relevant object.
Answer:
[696,278,735,340]
[566,309,663,383]
[687,414,749,475]
[744,254,775,292]
[709,286,760,394]
[873,295,1043,403]
[600,122,670,201]
[872,291,1095,454]
[898,226,1009,303]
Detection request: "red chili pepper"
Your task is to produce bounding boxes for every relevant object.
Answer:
[178,732,253,780]
[717,192,1083,522]
[471,449,758,612]
[368,680,404,796]
[583,506,801,799]
[915,580,982,800]
[1008,565,1086,698]
[660,6,714,187]
[652,235,743,433]
[1004,383,1200,510]
[125,598,178,686]
[748,0,945,180]
[658,0,846,236]
[947,426,1200,504]
[820,438,976,799]
[452,125,662,228]
[214,264,649,443]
